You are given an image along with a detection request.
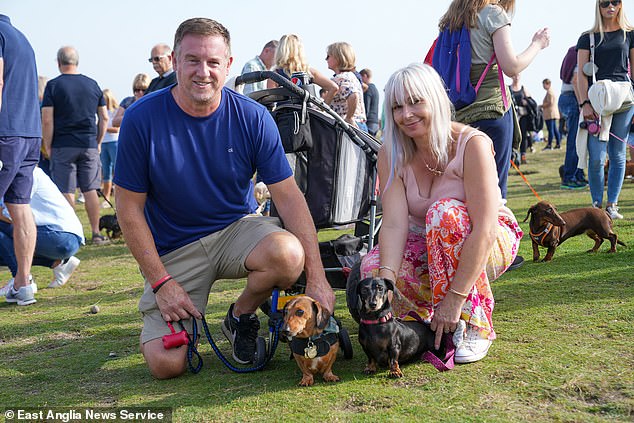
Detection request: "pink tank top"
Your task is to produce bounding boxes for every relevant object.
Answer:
[402,129,514,228]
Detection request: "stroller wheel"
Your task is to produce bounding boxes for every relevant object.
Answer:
[346,261,362,324]
[338,327,354,359]
[253,336,268,369]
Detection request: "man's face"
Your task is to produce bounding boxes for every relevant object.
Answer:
[261,46,276,69]
[172,34,233,114]
[150,47,172,76]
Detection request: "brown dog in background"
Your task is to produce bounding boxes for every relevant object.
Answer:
[282,296,340,387]
[524,201,626,262]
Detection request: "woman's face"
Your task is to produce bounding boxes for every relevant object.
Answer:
[392,96,432,140]
[326,53,338,72]
[599,0,621,20]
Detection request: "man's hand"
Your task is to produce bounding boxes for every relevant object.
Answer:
[304,274,335,314]
[154,279,202,322]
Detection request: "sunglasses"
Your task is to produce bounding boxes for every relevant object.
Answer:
[600,0,621,8]
[133,88,145,93]
[148,55,167,63]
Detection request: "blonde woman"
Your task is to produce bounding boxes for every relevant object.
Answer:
[326,42,367,131]
[577,0,634,219]
[266,34,337,103]
[356,63,522,364]
[101,89,119,206]
[111,73,150,128]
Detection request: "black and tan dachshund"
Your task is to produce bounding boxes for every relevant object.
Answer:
[354,277,441,378]
[99,214,122,239]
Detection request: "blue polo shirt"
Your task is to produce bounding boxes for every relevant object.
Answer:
[0,15,41,137]
[114,87,292,256]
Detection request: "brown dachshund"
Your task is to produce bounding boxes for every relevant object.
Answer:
[282,296,340,387]
[604,160,634,184]
[524,201,626,262]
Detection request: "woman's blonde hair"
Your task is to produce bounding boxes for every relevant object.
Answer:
[326,42,356,72]
[132,73,151,92]
[102,88,118,111]
[383,63,453,188]
[274,34,309,76]
[587,0,634,43]
[439,0,515,31]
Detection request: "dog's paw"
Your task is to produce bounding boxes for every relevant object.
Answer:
[363,366,377,375]
[299,375,314,387]
[323,373,340,383]
[388,369,404,378]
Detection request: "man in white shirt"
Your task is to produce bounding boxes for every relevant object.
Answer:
[240,40,278,95]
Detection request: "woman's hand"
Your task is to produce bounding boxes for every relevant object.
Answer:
[429,292,465,350]
[582,103,598,121]
[532,28,551,50]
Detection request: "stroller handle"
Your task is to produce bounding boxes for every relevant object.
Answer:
[235,71,307,99]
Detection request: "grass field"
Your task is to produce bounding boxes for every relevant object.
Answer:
[1,144,633,422]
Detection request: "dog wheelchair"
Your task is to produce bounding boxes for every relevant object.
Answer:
[203,70,383,371]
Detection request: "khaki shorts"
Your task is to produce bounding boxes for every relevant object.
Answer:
[139,215,285,344]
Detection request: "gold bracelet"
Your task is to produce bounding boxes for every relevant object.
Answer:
[378,265,397,278]
[448,288,469,298]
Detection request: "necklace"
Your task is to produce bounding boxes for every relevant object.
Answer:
[423,157,444,176]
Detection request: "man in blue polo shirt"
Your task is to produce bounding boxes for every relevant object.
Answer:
[0,14,41,306]
[114,18,334,379]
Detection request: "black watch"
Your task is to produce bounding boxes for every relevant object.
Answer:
[580,100,591,108]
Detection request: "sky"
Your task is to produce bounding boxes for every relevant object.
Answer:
[5,0,604,106]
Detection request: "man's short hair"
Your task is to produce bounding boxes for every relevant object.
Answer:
[174,18,231,57]
[57,46,79,66]
[360,68,372,78]
[263,40,279,50]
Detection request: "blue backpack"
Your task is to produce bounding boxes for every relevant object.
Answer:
[432,25,477,110]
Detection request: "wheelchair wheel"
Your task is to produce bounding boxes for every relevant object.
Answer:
[338,327,354,359]
[253,336,268,369]
[346,261,361,324]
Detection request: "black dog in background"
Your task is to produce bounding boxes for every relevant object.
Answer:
[97,190,122,239]
[99,214,121,239]
[354,277,442,378]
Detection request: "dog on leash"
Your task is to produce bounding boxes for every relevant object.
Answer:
[99,214,122,239]
[354,277,441,378]
[282,296,340,387]
[524,201,625,262]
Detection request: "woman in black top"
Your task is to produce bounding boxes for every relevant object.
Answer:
[577,0,634,220]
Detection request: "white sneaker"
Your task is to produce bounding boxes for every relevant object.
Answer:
[101,200,111,209]
[0,276,37,296]
[5,282,36,306]
[606,205,623,220]
[49,256,80,288]
[77,192,85,204]
[453,320,492,364]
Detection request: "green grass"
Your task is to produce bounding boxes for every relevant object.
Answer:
[1,145,633,422]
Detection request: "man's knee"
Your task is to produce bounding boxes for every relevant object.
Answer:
[251,232,304,280]
[141,338,188,380]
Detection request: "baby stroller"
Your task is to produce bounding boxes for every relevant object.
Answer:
[234,71,382,359]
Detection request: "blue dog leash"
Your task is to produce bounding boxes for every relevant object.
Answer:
[186,289,284,373]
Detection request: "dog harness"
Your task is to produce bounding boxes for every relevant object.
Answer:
[530,222,554,246]
[290,333,339,358]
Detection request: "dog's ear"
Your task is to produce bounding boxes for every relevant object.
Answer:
[383,278,402,303]
[383,278,395,292]
[523,205,536,222]
[312,300,331,330]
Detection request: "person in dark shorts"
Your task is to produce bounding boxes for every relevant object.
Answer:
[0,14,41,306]
[41,46,109,245]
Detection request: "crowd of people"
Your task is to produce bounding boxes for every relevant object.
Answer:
[1,0,632,378]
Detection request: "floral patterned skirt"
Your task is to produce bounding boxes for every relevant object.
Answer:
[360,198,523,340]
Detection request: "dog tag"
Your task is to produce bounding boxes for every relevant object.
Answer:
[304,341,317,359]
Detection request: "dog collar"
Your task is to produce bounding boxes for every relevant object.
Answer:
[289,332,338,358]
[360,311,393,325]
[530,223,554,246]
